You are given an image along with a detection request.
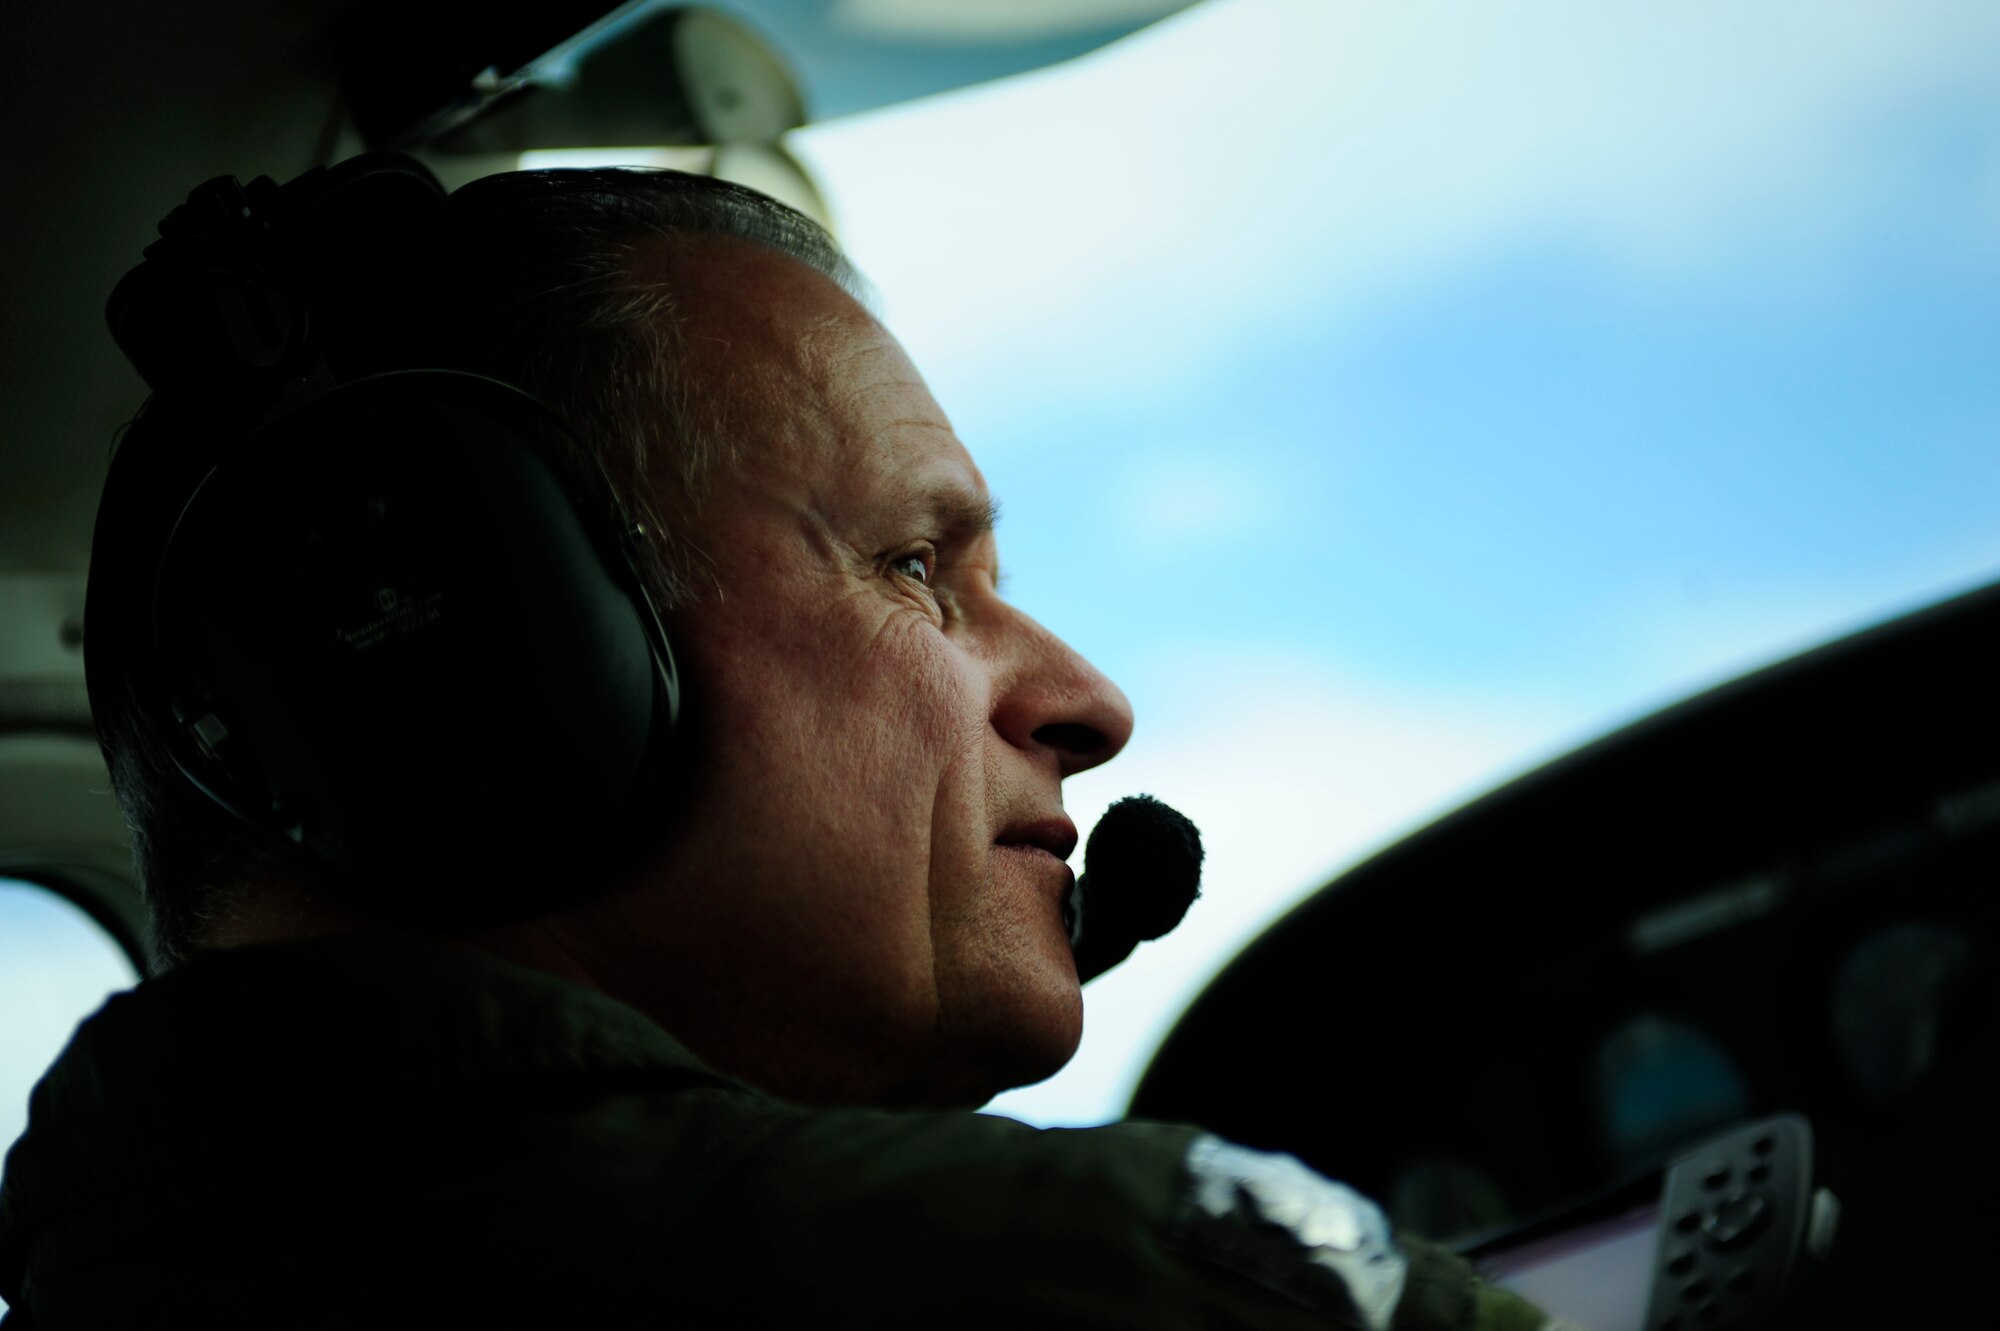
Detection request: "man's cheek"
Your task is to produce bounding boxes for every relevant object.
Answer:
[856,619,980,737]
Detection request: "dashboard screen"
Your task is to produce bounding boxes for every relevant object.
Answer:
[1476,1201,1660,1331]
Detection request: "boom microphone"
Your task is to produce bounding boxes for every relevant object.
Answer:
[1065,795,1204,983]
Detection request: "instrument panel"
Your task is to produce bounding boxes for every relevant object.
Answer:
[1131,582,2000,1329]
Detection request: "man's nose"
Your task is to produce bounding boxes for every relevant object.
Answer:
[988,607,1135,779]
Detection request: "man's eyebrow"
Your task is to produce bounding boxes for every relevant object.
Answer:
[934,493,1001,539]
[923,492,1003,590]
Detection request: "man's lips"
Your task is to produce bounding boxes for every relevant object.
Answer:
[995,816,1079,904]
[994,816,1078,861]
[992,842,1077,903]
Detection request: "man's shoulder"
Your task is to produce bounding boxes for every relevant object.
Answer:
[70,933,734,1099]
[1,940,1541,1330]
[0,935,745,1242]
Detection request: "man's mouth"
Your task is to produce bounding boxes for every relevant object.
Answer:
[994,816,1080,907]
[994,816,1078,861]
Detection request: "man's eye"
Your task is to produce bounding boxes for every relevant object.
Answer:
[891,552,933,587]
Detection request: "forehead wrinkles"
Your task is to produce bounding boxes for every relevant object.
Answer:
[794,310,928,435]
[694,309,887,565]
[674,302,840,526]
[637,234,862,468]
[785,312,951,517]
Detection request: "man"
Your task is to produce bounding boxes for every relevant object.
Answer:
[0,163,1565,1328]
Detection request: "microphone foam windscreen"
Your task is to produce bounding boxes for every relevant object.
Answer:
[1083,795,1204,941]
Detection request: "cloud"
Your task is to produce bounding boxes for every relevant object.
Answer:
[1611,561,2000,716]
[795,0,2000,423]
[1116,452,1283,548]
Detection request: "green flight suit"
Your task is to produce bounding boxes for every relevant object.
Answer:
[0,938,1557,1330]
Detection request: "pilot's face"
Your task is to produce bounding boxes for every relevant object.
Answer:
[587,237,1133,1108]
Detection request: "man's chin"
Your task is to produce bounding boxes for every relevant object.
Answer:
[898,972,1084,1110]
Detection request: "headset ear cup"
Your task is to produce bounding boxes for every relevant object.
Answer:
[88,396,290,836]
[154,371,680,921]
[102,154,679,922]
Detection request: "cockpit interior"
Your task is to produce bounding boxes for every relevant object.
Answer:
[4,2,1996,1327]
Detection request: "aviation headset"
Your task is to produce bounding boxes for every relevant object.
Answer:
[88,153,682,922]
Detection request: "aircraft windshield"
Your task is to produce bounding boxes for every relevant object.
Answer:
[783,0,2000,1125]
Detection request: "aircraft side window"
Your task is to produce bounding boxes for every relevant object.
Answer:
[0,876,138,1312]
[0,876,138,1163]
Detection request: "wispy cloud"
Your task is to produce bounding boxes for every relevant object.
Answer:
[798,0,2000,421]
[1116,452,1284,548]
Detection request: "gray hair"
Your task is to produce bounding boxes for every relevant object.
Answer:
[94,166,865,969]
[419,167,867,605]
